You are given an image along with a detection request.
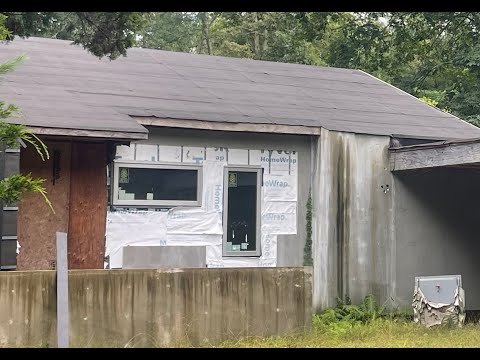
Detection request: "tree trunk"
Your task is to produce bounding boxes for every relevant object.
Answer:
[198,32,204,54]
[253,12,260,59]
[200,12,213,55]
[262,28,268,58]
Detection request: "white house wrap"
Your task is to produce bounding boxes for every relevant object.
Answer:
[105,145,298,269]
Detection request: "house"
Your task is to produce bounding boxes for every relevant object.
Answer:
[1,37,480,312]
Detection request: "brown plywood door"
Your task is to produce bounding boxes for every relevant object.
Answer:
[68,142,107,269]
[17,142,72,270]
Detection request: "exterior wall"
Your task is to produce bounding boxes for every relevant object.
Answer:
[0,267,312,347]
[17,140,107,270]
[312,128,395,311]
[107,127,312,269]
[394,168,480,310]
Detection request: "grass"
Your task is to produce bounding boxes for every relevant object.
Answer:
[4,317,480,348]
[211,319,480,348]
[207,295,480,348]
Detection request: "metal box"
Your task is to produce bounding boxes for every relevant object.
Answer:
[415,275,462,305]
[122,245,207,269]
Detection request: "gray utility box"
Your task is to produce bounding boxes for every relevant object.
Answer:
[415,275,462,305]
[122,245,207,269]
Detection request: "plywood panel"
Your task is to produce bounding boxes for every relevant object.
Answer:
[68,142,107,269]
[17,141,72,270]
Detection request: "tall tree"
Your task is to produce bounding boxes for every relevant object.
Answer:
[137,12,198,52]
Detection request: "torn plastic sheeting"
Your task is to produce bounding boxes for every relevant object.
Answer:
[167,208,223,234]
[263,174,297,202]
[412,287,466,328]
[16,241,21,255]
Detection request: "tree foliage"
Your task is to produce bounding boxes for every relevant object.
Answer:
[2,12,147,59]
[0,14,52,210]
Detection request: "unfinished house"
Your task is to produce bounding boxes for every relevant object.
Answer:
[1,37,480,312]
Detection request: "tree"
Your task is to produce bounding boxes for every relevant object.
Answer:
[137,12,198,52]
[0,14,51,209]
[2,12,148,60]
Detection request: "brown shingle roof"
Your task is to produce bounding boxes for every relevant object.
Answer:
[1,36,479,140]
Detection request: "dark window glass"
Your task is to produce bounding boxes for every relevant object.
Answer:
[225,171,257,252]
[118,167,198,201]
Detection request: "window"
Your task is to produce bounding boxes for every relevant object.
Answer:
[223,167,262,257]
[112,161,202,207]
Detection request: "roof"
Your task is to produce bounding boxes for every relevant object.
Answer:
[390,137,480,152]
[1,36,480,140]
[389,137,480,171]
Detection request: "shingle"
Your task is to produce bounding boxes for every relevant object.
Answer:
[0,36,479,140]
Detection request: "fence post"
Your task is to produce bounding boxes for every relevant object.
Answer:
[56,231,69,348]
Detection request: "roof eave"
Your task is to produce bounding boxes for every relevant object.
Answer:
[27,126,148,140]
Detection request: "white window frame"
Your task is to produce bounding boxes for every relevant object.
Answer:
[222,166,262,257]
[112,160,203,207]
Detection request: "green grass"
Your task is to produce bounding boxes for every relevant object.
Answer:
[4,318,480,348]
[210,319,480,348]
[207,295,480,348]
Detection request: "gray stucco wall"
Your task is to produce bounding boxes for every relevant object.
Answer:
[312,129,395,311]
[394,168,480,310]
[139,127,313,267]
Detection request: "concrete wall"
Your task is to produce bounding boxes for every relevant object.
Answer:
[0,267,312,347]
[394,168,480,310]
[137,127,313,267]
[312,129,395,310]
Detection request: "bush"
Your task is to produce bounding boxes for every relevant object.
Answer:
[314,294,385,326]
